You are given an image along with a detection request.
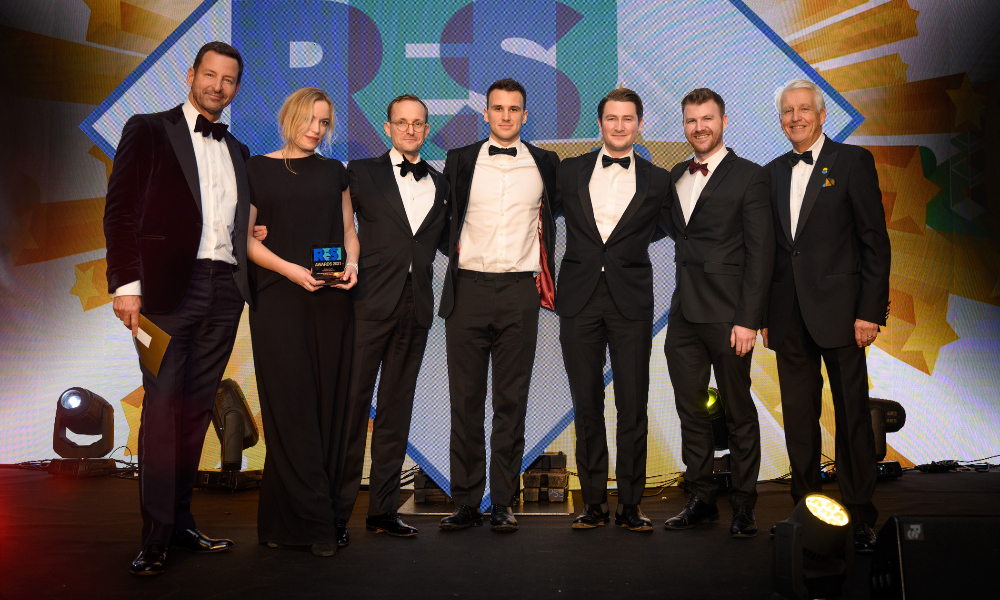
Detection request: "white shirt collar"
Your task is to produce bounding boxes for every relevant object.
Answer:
[389,147,420,166]
[598,145,635,172]
[182,99,201,132]
[797,134,826,159]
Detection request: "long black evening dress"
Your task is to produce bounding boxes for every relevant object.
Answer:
[247,154,353,546]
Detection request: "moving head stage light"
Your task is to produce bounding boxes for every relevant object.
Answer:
[49,387,116,477]
[774,494,855,599]
[679,387,733,492]
[196,379,262,491]
[870,398,906,480]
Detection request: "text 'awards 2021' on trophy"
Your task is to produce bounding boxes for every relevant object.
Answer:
[311,244,345,283]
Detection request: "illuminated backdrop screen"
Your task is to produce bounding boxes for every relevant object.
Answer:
[1,0,998,510]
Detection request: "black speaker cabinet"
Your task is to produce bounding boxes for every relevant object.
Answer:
[870,515,1000,598]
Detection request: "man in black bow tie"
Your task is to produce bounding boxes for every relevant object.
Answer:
[555,87,671,532]
[104,42,253,576]
[762,79,891,552]
[335,95,448,542]
[438,78,559,532]
[661,88,773,538]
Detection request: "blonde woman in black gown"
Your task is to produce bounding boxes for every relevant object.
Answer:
[245,87,359,557]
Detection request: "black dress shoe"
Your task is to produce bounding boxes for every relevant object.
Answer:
[615,504,653,532]
[664,495,719,530]
[489,504,519,532]
[336,520,349,547]
[439,505,484,530]
[730,505,758,538]
[169,528,234,553]
[853,522,877,553]
[366,511,419,537]
[130,544,167,576]
[310,542,338,557]
[572,504,611,529]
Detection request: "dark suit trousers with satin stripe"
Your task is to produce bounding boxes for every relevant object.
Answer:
[560,274,652,506]
[665,310,761,509]
[776,294,878,526]
[337,281,429,518]
[136,261,244,547]
[445,272,539,508]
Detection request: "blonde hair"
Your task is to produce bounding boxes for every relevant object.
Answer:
[278,87,335,172]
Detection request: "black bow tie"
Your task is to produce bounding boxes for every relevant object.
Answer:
[488,145,517,157]
[602,154,631,169]
[788,150,813,167]
[398,156,429,181]
[194,113,228,142]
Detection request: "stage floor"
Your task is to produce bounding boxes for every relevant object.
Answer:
[1,468,997,599]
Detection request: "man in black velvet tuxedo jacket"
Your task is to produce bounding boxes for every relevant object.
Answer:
[104,42,252,576]
[336,95,448,542]
[556,88,672,532]
[762,79,891,552]
[661,89,773,538]
[437,79,559,532]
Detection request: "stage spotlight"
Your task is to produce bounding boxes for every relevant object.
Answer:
[706,386,727,450]
[774,493,855,599]
[869,398,906,461]
[49,387,117,477]
[196,379,262,491]
[212,378,259,471]
[870,398,906,480]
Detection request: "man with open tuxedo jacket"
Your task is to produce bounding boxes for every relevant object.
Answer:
[661,89,773,538]
[437,79,559,532]
[336,95,448,543]
[557,88,672,532]
[104,42,253,576]
[762,80,891,552]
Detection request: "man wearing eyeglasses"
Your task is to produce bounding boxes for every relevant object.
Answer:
[335,94,449,543]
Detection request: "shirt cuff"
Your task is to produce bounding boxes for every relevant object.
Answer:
[113,280,142,297]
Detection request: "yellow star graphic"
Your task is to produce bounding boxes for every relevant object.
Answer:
[946,75,985,129]
[81,0,122,48]
[69,259,112,311]
[878,149,941,231]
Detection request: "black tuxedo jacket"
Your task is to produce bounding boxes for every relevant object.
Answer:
[348,152,448,329]
[764,136,891,349]
[438,139,560,319]
[104,105,253,314]
[555,150,672,321]
[665,149,774,329]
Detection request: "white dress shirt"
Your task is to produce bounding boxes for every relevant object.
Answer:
[458,139,544,273]
[389,147,436,272]
[789,134,826,239]
[114,100,238,296]
[674,146,728,225]
[589,146,637,243]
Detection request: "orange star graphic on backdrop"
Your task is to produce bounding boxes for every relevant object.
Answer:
[946,75,986,129]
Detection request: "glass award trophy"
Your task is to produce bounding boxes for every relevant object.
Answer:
[311,244,345,283]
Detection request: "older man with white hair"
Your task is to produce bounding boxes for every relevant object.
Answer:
[761,79,891,552]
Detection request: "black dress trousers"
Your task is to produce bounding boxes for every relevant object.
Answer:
[337,280,429,518]
[136,260,245,547]
[775,294,878,526]
[664,310,761,509]
[445,270,540,509]
[560,274,653,506]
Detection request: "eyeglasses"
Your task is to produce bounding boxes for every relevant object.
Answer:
[391,120,428,131]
